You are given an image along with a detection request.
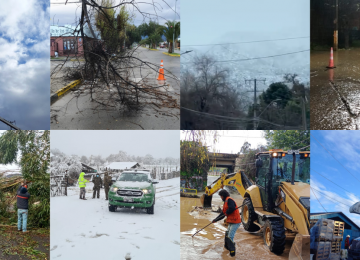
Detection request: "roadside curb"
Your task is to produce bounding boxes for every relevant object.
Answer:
[147,48,159,51]
[162,52,180,57]
[51,79,82,105]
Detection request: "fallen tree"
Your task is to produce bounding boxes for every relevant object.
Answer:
[0,131,50,228]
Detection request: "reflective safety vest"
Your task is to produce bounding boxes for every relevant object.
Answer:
[78,172,88,188]
[223,197,241,224]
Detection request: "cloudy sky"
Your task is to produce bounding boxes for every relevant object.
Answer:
[0,0,50,130]
[180,130,267,154]
[311,131,360,226]
[51,130,180,158]
[50,0,180,27]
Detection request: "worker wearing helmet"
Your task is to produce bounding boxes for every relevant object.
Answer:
[78,172,89,200]
[345,235,351,249]
[212,189,241,257]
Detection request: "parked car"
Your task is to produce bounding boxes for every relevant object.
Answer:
[160,44,165,48]
[108,170,159,214]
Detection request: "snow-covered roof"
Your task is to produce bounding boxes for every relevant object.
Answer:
[106,162,139,170]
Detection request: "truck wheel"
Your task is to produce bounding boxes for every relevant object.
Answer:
[147,203,154,214]
[263,219,285,255]
[241,197,259,232]
[109,205,116,212]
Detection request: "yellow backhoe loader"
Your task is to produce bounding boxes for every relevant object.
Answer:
[200,149,310,260]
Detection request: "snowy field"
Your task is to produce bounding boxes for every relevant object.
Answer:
[50,178,180,260]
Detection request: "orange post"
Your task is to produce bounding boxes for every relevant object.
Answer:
[157,60,166,80]
[326,47,336,69]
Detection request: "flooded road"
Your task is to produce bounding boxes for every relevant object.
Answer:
[310,49,360,129]
[180,194,292,259]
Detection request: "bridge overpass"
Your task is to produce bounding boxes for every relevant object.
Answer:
[208,152,243,173]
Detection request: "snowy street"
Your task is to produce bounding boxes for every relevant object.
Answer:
[50,178,180,260]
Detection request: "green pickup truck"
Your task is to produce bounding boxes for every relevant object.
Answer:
[108,170,159,214]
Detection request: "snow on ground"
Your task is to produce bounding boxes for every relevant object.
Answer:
[50,178,180,260]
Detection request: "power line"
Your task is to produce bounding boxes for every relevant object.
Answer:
[311,187,353,208]
[182,50,310,64]
[311,168,350,193]
[311,187,327,212]
[182,36,310,47]
[181,107,301,129]
[310,133,360,183]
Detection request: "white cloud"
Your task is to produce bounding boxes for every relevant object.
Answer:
[311,178,360,226]
[0,0,50,129]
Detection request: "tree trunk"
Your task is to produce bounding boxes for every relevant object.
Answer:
[168,42,173,54]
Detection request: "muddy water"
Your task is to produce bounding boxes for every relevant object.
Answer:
[180,196,292,260]
[311,49,360,129]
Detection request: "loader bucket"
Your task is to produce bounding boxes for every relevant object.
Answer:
[200,194,213,208]
[289,234,310,260]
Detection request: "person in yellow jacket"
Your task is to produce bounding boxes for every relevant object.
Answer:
[78,172,89,200]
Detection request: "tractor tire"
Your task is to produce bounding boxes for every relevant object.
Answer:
[263,219,286,255]
[109,204,116,212]
[147,203,154,214]
[241,197,260,232]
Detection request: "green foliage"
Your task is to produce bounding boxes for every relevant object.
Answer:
[261,82,292,108]
[180,141,210,188]
[138,21,163,49]
[0,131,50,228]
[263,130,310,151]
[162,21,180,53]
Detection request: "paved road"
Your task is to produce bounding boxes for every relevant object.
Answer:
[310,49,360,129]
[51,59,84,94]
[50,47,180,130]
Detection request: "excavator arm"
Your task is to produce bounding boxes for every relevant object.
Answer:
[201,171,253,207]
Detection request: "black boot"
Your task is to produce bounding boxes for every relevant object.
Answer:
[224,231,229,250]
[225,236,236,257]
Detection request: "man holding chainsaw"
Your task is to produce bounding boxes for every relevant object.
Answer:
[212,189,241,257]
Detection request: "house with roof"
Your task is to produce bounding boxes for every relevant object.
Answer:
[50,24,98,57]
[311,212,360,249]
[105,162,140,172]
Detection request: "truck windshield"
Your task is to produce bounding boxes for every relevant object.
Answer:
[272,154,310,184]
[118,173,149,182]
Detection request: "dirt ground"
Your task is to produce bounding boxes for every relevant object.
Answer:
[310,49,360,129]
[0,226,50,259]
[180,190,292,260]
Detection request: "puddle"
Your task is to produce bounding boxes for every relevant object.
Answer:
[180,195,291,259]
[311,49,360,129]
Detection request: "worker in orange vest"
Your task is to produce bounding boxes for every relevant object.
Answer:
[212,189,241,257]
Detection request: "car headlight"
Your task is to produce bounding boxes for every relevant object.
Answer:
[111,187,118,192]
[142,189,152,194]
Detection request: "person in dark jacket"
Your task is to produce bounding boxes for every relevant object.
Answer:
[212,189,241,257]
[17,185,30,232]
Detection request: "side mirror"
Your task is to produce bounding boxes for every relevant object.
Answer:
[152,179,159,184]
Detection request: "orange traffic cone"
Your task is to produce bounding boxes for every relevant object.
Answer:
[157,60,166,80]
[326,47,336,69]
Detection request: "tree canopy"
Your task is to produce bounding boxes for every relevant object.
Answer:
[263,130,310,151]
[0,130,50,228]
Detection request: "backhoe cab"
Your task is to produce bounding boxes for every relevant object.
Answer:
[201,149,310,258]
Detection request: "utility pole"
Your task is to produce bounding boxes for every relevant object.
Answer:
[0,116,20,130]
[245,79,266,130]
[334,0,338,51]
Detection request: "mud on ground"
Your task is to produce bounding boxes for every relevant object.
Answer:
[180,195,292,260]
[0,226,50,259]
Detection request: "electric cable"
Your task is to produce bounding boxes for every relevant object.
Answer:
[310,133,360,183]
